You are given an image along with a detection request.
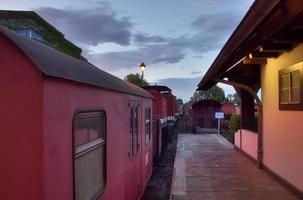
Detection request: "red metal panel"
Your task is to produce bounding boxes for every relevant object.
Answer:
[145,89,167,119]
[0,34,44,200]
[43,78,153,200]
[166,94,177,116]
[0,33,153,200]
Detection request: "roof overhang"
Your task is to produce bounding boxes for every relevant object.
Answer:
[198,0,303,90]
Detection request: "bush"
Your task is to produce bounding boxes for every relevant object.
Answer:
[229,114,241,135]
[177,114,190,133]
[222,114,241,143]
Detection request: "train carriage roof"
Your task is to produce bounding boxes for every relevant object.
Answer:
[0,27,153,99]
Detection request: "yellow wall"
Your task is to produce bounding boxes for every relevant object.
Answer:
[262,43,303,192]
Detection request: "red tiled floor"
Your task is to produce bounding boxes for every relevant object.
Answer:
[171,134,299,200]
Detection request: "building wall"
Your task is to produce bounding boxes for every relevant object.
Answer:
[0,34,43,200]
[262,43,303,192]
[234,129,257,160]
[221,102,237,116]
[191,103,221,130]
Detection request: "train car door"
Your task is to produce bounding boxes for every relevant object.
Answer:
[129,101,143,200]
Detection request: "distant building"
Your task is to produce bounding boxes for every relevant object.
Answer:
[0,10,83,59]
[189,99,222,132]
[221,102,239,117]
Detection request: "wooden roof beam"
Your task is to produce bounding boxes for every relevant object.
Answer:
[274,29,303,43]
[260,43,293,52]
[243,57,267,65]
[251,51,280,58]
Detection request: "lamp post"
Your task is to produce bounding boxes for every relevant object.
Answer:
[139,62,146,86]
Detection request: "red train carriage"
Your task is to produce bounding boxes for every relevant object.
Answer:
[143,86,169,119]
[0,27,153,200]
[142,85,179,164]
[143,85,180,120]
[166,94,178,118]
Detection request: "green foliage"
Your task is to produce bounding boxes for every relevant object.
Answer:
[177,102,191,133]
[47,34,82,59]
[229,114,241,135]
[189,85,225,104]
[177,98,183,105]
[3,23,82,59]
[124,73,149,87]
[232,93,241,105]
[226,94,233,102]
[225,93,241,106]
[225,114,241,143]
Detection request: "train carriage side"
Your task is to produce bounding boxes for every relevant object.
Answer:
[0,27,153,200]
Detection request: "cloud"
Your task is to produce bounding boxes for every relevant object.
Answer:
[191,70,203,75]
[88,41,185,70]
[134,33,167,44]
[89,31,224,70]
[36,6,133,46]
[36,4,243,72]
[88,11,240,70]
[191,12,240,35]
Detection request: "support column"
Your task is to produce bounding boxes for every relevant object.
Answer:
[240,89,255,131]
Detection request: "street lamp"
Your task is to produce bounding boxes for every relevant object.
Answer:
[139,62,146,85]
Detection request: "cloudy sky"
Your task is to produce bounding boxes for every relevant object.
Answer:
[1,0,254,101]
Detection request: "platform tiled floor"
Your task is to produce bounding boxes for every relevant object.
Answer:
[171,134,299,200]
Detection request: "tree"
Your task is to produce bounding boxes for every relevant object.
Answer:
[124,73,149,87]
[189,85,225,104]
[232,93,241,105]
[177,98,183,105]
[226,94,233,102]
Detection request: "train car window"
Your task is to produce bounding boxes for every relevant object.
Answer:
[73,110,106,200]
[134,106,139,155]
[130,107,134,158]
[145,108,151,145]
[130,106,139,158]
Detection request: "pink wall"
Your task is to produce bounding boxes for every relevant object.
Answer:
[234,129,258,160]
[43,78,153,200]
[0,35,43,200]
[262,44,303,192]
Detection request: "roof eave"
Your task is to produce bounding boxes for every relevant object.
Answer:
[198,0,281,90]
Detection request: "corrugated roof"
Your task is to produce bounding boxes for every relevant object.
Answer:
[0,27,153,99]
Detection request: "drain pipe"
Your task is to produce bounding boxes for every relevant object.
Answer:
[214,79,263,169]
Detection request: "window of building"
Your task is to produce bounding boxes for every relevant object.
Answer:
[145,108,151,145]
[279,64,302,110]
[73,110,106,200]
[14,28,45,42]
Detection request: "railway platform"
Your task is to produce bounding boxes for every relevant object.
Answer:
[171,134,299,200]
